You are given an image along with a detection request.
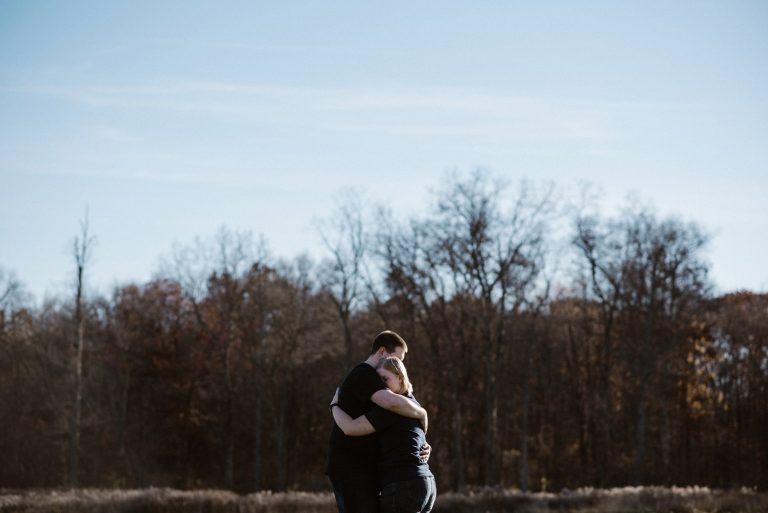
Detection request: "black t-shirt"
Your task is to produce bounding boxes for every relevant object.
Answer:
[326,363,388,476]
[365,394,433,487]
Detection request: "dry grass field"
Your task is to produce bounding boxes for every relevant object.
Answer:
[1,486,767,513]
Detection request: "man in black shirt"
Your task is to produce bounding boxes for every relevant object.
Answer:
[327,331,428,513]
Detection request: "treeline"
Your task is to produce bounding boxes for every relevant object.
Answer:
[1,172,766,492]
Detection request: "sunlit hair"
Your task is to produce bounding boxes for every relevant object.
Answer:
[376,356,413,395]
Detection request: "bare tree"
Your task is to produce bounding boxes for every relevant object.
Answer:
[0,268,26,331]
[239,263,273,491]
[573,202,709,485]
[317,189,368,369]
[375,211,470,488]
[428,171,553,487]
[375,171,554,488]
[621,210,709,484]
[158,226,267,489]
[68,209,95,487]
[573,213,625,486]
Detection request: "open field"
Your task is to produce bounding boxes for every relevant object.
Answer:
[1,487,767,513]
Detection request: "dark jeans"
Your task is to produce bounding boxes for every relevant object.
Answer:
[380,476,436,513]
[329,471,380,513]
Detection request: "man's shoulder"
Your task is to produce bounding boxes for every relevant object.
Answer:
[341,363,376,385]
[340,362,387,405]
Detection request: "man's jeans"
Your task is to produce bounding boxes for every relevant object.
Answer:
[329,472,380,513]
[380,476,436,513]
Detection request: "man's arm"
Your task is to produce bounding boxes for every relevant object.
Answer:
[370,389,428,433]
[419,441,431,463]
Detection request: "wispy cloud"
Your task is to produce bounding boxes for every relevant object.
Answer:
[147,36,373,56]
[2,79,647,144]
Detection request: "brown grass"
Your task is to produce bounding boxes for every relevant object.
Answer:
[1,486,766,513]
[0,489,334,513]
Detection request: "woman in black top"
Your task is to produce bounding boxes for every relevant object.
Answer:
[331,357,436,513]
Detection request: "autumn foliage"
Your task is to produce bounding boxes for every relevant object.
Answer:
[1,173,766,492]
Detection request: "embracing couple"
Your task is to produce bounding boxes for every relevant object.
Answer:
[326,331,436,513]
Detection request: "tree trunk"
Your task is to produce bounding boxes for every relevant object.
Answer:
[634,393,647,485]
[633,308,655,485]
[225,417,234,489]
[68,263,85,488]
[224,318,236,489]
[451,386,465,491]
[224,384,234,489]
[68,212,92,488]
[661,391,671,483]
[519,367,530,492]
[253,392,263,491]
[482,328,498,486]
[275,384,287,491]
[342,311,353,370]
[137,387,145,488]
[597,311,613,487]
[118,370,130,456]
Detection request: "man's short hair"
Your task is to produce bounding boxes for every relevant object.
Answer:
[371,330,408,355]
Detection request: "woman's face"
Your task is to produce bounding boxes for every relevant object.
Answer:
[377,368,401,394]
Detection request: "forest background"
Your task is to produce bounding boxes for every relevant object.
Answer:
[2,171,766,493]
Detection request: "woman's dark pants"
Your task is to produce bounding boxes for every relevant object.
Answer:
[380,476,436,513]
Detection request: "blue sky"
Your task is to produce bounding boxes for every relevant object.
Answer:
[2,1,767,301]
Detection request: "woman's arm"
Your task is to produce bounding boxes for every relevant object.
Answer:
[328,387,375,436]
[332,405,376,436]
[370,390,428,433]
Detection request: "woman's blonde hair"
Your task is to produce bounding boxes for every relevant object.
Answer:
[377,356,413,395]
